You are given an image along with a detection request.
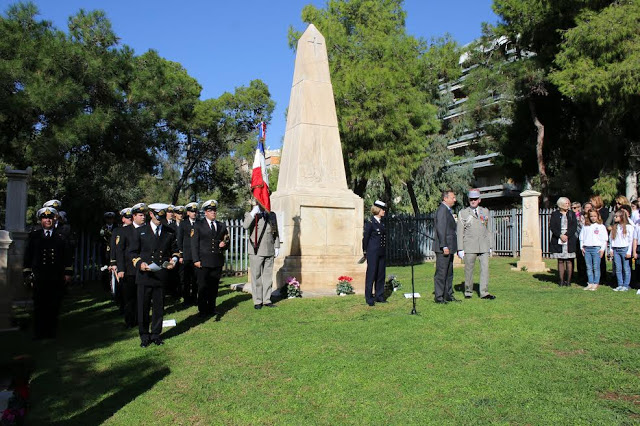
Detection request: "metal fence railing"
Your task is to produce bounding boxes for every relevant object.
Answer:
[70,208,598,277]
[383,207,593,266]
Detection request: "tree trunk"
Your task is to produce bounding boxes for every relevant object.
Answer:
[353,178,368,198]
[383,177,393,209]
[406,180,420,215]
[171,133,198,204]
[529,100,549,208]
[626,168,638,201]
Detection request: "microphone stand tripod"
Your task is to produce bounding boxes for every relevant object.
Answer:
[399,216,418,315]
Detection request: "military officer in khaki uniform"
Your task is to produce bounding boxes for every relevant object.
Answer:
[243,202,280,309]
[457,189,496,300]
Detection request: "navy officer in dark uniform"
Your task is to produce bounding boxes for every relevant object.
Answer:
[129,203,179,347]
[23,206,73,339]
[191,199,229,317]
[177,202,199,305]
[362,200,387,306]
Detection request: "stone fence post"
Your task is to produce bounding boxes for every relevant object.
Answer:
[515,190,548,272]
[5,167,32,302]
[0,230,13,329]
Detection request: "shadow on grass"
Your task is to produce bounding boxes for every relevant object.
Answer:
[32,356,170,425]
[161,313,209,340]
[533,271,560,285]
[162,293,252,341]
[215,292,252,319]
[58,365,170,426]
[454,282,483,295]
[0,282,176,423]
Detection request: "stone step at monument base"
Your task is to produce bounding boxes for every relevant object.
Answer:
[274,255,366,296]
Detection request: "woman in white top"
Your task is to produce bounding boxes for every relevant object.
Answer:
[609,210,635,291]
[579,209,608,290]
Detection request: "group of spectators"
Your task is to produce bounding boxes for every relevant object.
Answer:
[551,195,640,292]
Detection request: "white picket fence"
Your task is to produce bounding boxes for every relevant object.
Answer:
[73,219,250,282]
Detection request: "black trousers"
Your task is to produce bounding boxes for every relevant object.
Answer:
[365,254,386,304]
[165,268,180,297]
[33,278,63,339]
[434,253,454,302]
[122,275,137,328]
[181,260,197,303]
[138,285,164,342]
[114,272,124,313]
[600,255,609,286]
[576,246,587,284]
[196,266,222,314]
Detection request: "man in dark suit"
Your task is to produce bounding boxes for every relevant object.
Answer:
[113,204,147,328]
[100,211,117,292]
[110,207,134,312]
[129,203,179,347]
[165,205,177,230]
[177,202,199,305]
[191,199,229,317]
[433,189,461,304]
[23,207,73,339]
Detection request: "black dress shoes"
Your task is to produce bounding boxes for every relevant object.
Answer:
[264,303,278,308]
[481,294,496,300]
[464,295,472,299]
[446,297,462,302]
[140,340,151,348]
[254,304,263,310]
[376,300,388,303]
[153,338,165,346]
[434,300,448,304]
[367,302,375,306]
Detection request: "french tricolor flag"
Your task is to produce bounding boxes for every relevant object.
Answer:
[251,122,270,212]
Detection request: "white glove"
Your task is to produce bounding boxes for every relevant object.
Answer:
[250,205,260,218]
[457,250,464,260]
[489,249,493,256]
[274,248,280,258]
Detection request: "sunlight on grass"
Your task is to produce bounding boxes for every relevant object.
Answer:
[2,258,639,424]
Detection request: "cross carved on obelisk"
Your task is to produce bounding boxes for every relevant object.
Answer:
[307,36,323,57]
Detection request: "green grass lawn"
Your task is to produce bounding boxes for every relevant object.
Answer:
[3,257,640,425]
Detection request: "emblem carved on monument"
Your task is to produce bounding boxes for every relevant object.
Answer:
[307,36,323,57]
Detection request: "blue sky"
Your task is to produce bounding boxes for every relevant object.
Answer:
[1,0,498,149]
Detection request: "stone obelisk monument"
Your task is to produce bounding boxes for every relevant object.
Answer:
[271,24,366,295]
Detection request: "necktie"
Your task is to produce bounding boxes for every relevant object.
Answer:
[155,226,160,237]
[210,221,216,233]
[46,230,51,238]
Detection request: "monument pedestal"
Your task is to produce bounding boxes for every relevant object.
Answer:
[516,247,548,272]
[271,189,365,294]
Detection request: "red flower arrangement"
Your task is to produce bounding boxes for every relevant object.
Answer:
[336,276,354,295]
